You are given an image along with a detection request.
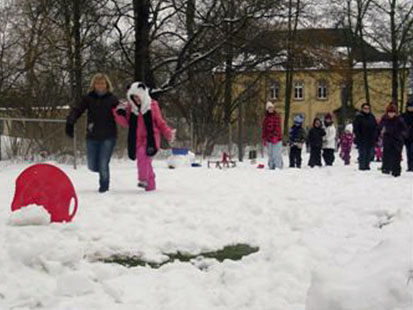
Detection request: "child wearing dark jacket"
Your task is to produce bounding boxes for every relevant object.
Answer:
[401,98,413,171]
[289,115,306,168]
[378,103,407,177]
[308,118,326,168]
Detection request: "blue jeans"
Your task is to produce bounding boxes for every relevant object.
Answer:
[267,141,283,169]
[86,138,116,191]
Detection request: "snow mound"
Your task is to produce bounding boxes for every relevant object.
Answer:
[166,151,195,168]
[56,272,95,296]
[8,204,51,226]
[306,239,413,310]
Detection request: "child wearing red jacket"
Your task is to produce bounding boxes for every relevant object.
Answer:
[114,82,175,191]
[262,101,283,169]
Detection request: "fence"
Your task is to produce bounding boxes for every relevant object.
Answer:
[0,117,266,166]
[0,117,80,168]
[167,118,265,160]
[0,117,132,168]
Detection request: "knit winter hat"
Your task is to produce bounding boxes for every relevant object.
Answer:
[345,123,353,133]
[266,101,274,111]
[324,112,332,120]
[294,114,304,124]
[127,81,151,115]
[386,103,397,113]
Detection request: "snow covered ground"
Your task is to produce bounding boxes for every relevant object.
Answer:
[0,152,412,310]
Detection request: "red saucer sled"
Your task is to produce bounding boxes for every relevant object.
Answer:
[11,163,78,223]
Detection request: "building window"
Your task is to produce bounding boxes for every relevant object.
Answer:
[317,80,328,100]
[294,81,304,100]
[269,81,280,100]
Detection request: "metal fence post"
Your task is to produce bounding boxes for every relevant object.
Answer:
[73,124,77,170]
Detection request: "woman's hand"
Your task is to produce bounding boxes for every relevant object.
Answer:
[116,108,126,117]
[115,100,128,117]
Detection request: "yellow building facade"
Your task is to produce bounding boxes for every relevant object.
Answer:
[235,68,408,130]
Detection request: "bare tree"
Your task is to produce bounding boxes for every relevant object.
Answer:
[369,0,413,106]
[283,0,302,140]
[0,2,23,98]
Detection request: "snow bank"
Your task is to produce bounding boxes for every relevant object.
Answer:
[0,155,412,310]
[306,212,413,310]
[166,151,196,168]
[8,204,51,226]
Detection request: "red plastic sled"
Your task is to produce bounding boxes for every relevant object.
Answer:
[11,163,78,223]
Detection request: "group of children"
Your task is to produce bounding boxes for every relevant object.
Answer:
[262,102,340,169]
[262,100,412,175]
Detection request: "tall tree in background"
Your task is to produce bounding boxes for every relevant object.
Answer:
[342,0,373,106]
[185,0,196,149]
[369,0,413,106]
[341,0,372,125]
[223,0,235,152]
[355,0,372,105]
[132,0,153,84]
[0,2,21,99]
[283,0,301,139]
[53,0,113,104]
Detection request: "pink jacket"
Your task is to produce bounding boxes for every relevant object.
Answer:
[113,100,173,149]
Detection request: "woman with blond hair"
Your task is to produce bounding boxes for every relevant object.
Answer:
[65,73,120,192]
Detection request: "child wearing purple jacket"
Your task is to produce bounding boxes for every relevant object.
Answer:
[338,124,354,165]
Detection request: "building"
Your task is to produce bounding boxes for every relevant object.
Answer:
[233,28,410,130]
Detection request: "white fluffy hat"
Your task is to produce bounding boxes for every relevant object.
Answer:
[127,82,151,115]
[266,101,274,111]
[345,123,353,133]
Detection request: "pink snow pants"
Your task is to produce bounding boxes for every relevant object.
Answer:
[137,146,156,191]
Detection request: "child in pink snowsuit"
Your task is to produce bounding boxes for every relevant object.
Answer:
[338,124,354,165]
[114,82,174,191]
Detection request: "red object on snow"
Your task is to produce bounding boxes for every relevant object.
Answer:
[11,163,78,222]
[222,152,230,163]
[257,164,265,169]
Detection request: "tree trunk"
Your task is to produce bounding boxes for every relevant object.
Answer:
[62,0,76,105]
[224,0,234,153]
[73,0,82,104]
[186,0,196,150]
[238,99,243,161]
[399,62,407,112]
[284,69,293,137]
[390,0,398,105]
[358,26,370,105]
[133,0,153,86]
[283,0,300,139]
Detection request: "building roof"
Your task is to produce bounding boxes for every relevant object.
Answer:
[244,27,392,68]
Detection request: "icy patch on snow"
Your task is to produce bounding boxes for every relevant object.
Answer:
[8,204,51,226]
